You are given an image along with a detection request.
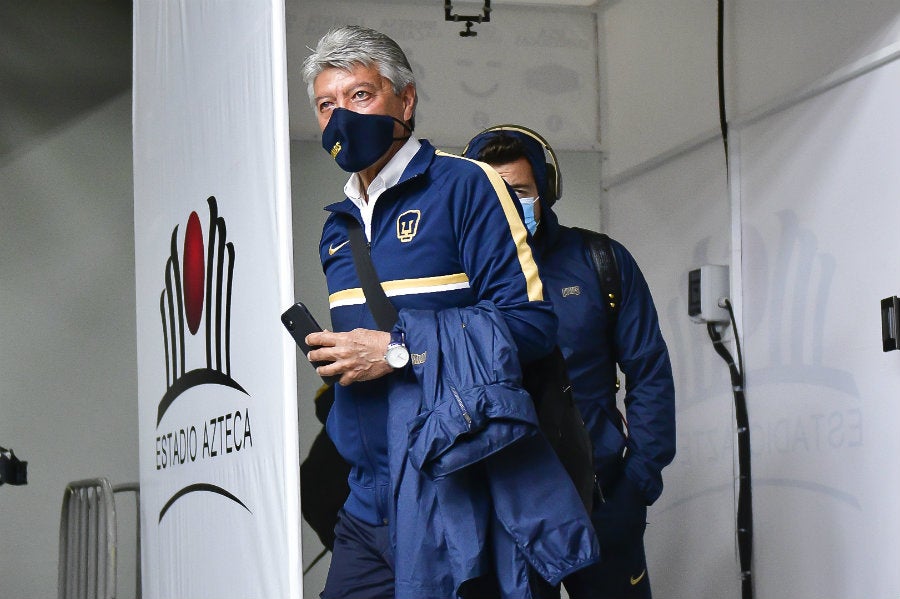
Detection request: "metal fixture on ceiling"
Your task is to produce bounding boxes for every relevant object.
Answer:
[444,1,491,37]
[443,0,598,37]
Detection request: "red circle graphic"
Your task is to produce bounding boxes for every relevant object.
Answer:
[183,212,205,335]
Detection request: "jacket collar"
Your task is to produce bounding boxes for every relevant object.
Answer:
[533,202,562,255]
[325,140,436,217]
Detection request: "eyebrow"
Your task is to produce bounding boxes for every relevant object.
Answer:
[314,81,379,105]
[344,81,379,93]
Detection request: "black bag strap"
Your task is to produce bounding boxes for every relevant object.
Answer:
[346,217,398,332]
[574,228,621,326]
[574,228,628,435]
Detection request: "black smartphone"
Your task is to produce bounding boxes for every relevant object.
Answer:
[281,302,338,385]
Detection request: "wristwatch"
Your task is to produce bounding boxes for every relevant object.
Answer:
[384,330,410,369]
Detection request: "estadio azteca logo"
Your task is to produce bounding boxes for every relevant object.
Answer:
[154,196,253,522]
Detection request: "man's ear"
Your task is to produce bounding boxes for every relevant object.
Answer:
[401,84,416,123]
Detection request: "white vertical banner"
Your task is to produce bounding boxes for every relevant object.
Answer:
[132,1,300,598]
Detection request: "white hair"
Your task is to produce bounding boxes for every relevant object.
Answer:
[301,25,417,121]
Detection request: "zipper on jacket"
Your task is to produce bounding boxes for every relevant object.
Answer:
[595,475,606,504]
[450,385,473,430]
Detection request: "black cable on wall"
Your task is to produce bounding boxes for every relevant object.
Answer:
[717,0,729,165]
[716,3,753,595]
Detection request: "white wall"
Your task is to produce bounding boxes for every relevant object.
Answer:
[0,93,139,599]
[605,141,736,598]
[599,1,900,598]
[738,56,900,599]
[600,0,719,177]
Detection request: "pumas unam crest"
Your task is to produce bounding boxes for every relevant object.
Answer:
[397,209,421,243]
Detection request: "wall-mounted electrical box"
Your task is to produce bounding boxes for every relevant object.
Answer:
[688,265,730,323]
[882,296,900,352]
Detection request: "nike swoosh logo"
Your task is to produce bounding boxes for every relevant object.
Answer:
[630,570,646,586]
[328,240,349,255]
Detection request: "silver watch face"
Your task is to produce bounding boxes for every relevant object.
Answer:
[386,344,410,368]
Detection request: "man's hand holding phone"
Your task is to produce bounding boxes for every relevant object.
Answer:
[306,329,392,386]
[281,302,339,385]
[282,302,392,386]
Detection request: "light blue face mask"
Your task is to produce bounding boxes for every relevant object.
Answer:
[519,196,539,235]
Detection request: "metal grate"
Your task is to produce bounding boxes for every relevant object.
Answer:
[58,478,141,599]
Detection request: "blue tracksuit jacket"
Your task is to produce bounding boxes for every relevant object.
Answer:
[319,140,558,525]
[390,302,599,598]
[533,206,675,504]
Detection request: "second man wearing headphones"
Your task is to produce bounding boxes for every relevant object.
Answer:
[464,126,676,599]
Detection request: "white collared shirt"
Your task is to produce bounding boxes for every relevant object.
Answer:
[344,136,422,240]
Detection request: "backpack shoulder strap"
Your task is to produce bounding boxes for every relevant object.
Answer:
[573,228,628,435]
[573,228,621,326]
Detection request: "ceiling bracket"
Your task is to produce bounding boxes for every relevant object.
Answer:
[444,1,491,37]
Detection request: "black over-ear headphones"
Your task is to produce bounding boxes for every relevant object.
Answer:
[464,124,562,205]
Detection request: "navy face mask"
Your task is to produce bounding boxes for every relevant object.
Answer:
[321,108,411,173]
